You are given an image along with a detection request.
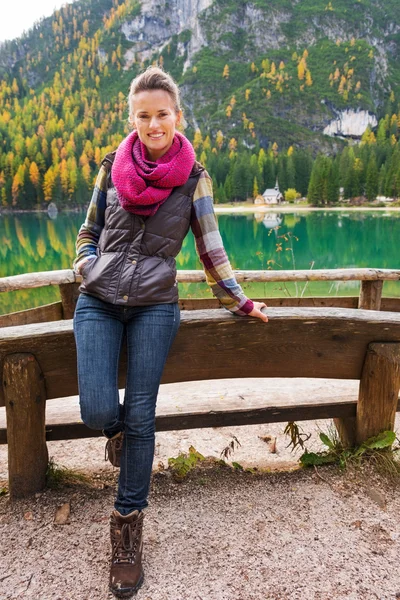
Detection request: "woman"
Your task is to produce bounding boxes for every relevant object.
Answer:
[73,66,268,598]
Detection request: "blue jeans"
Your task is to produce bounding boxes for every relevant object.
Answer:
[73,293,180,514]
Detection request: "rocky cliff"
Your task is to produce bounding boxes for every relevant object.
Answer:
[116,0,399,144]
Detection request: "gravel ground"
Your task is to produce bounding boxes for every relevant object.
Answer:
[1,379,400,600]
[1,466,400,600]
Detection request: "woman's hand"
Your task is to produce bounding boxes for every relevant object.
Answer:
[248,301,268,322]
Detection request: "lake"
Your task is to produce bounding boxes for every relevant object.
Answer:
[1,210,399,315]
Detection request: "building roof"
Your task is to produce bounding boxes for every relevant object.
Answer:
[263,189,282,196]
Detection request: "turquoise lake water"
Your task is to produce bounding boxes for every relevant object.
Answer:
[0,210,399,315]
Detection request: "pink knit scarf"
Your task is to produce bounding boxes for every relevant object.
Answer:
[111,130,196,216]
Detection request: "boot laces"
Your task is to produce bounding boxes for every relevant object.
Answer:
[111,518,142,564]
[104,435,123,462]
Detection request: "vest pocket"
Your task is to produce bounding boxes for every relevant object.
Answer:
[136,256,177,303]
[82,253,118,297]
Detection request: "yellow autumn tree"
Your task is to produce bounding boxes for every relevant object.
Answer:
[60,159,69,194]
[216,130,224,149]
[43,167,56,202]
[29,162,40,188]
[228,138,237,152]
[253,177,259,198]
[222,64,230,78]
[297,59,306,80]
[203,135,211,152]
[338,75,346,94]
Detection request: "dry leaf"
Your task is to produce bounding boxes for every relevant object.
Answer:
[24,511,33,521]
[350,520,362,529]
[54,502,71,525]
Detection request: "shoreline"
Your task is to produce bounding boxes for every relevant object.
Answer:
[214,204,400,214]
[1,204,400,216]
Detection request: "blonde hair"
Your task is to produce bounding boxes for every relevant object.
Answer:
[128,66,181,125]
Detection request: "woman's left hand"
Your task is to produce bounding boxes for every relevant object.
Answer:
[248,301,268,323]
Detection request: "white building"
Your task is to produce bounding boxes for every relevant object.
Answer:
[262,180,283,205]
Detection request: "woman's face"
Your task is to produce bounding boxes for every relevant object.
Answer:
[132,89,181,161]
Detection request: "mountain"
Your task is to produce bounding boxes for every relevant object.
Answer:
[0,0,399,207]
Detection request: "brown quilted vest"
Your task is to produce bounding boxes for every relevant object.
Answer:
[79,152,204,306]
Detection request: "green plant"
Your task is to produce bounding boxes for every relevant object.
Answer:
[167,446,205,482]
[299,429,399,472]
[232,461,244,471]
[46,458,91,489]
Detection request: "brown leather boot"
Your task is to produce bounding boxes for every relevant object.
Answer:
[109,509,144,598]
[104,432,124,468]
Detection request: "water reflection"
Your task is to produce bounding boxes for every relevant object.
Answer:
[261,213,283,229]
[0,210,400,315]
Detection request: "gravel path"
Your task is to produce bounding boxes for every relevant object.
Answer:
[1,379,400,600]
[1,466,400,600]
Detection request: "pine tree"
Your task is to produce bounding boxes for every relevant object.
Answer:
[366,154,379,201]
[307,156,326,205]
[326,159,340,204]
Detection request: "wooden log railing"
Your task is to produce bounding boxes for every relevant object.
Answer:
[1,268,400,498]
[1,268,400,326]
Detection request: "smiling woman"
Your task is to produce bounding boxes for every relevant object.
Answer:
[131,89,181,161]
[72,65,267,598]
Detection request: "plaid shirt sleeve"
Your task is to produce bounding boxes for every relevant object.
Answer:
[73,164,108,274]
[190,170,254,316]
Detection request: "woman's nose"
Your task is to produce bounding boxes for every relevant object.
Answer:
[149,116,159,129]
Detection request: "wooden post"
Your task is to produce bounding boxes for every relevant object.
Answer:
[356,343,400,444]
[3,353,48,499]
[333,416,356,448]
[59,283,80,320]
[358,280,383,310]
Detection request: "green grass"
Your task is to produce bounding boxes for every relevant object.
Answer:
[46,458,92,489]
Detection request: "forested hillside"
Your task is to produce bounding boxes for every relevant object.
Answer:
[0,0,399,208]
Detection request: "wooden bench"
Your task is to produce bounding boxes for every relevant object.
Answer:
[1,306,400,499]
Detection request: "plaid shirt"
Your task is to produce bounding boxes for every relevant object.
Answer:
[74,166,254,315]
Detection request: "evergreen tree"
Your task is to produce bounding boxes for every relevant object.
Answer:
[263,158,275,190]
[365,154,379,201]
[307,156,326,205]
[326,158,340,204]
[286,155,296,190]
[294,150,312,197]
